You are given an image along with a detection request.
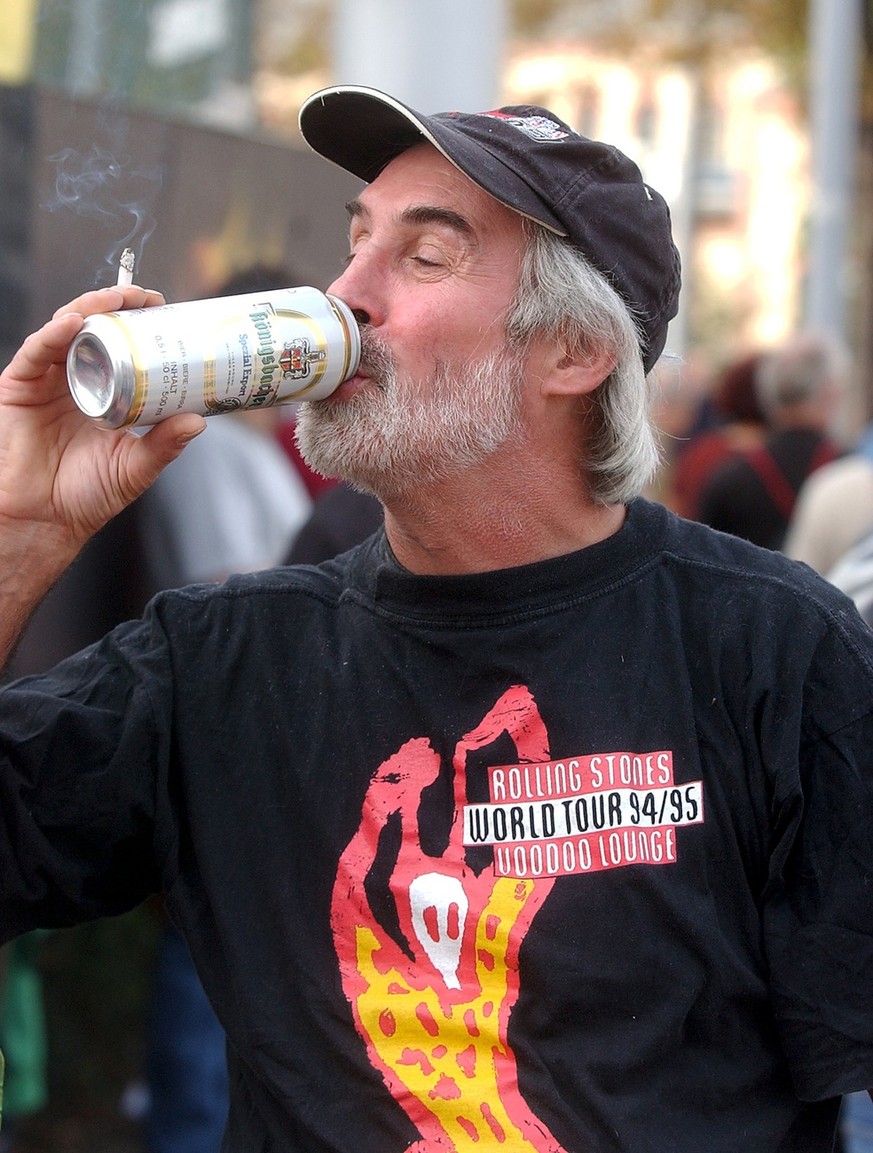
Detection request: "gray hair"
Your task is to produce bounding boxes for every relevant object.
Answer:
[755,330,849,415]
[505,222,661,505]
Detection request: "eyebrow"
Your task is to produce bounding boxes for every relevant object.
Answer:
[345,198,474,237]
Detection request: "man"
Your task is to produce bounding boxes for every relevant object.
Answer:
[696,331,846,550]
[0,86,871,1153]
[785,419,873,577]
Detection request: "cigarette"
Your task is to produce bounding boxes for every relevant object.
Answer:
[116,248,136,287]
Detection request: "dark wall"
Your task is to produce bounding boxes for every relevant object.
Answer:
[0,85,35,370]
[0,84,361,367]
[1,82,362,361]
[29,90,363,325]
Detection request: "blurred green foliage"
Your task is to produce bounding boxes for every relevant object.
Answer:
[37,907,160,1110]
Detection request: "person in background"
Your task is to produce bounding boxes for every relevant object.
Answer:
[669,350,769,520]
[831,525,873,1153]
[644,356,701,511]
[842,1091,873,1153]
[285,481,382,565]
[275,409,339,504]
[695,331,845,549]
[139,265,314,1153]
[823,515,873,629]
[784,420,873,576]
[143,919,228,1153]
[807,485,873,1153]
[0,85,872,1153]
[136,265,313,594]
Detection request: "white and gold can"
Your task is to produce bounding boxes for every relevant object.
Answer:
[66,286,360,429]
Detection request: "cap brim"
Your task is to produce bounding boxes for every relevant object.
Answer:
[298,85,566,236]
[299,86,439,181]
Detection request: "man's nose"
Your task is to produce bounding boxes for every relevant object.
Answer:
[327,258,381,328]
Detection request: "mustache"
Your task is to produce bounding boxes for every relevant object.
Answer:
[358,328,395,381]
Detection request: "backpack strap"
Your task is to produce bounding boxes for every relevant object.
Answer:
[810,438,840,472]
[744,439,840,522]
[743,446,798,521]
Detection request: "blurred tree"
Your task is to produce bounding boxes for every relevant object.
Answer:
[511,0,568,37]
[509,0,809,84]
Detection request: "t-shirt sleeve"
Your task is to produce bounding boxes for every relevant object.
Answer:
[762,615,873,1100]
[0,613,173,941]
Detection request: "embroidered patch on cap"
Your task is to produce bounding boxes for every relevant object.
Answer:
[481,111,569,142]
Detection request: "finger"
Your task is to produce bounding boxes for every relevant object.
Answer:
[52,288,122,319]
[122,413,207,496]
[117,285,166,309]
[52,285,165,321]
[132,287,168,310]
[4,313,85,385]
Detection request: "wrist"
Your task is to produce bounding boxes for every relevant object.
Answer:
[0,519,84,661]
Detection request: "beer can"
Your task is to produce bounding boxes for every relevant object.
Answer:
[66,285,361,430]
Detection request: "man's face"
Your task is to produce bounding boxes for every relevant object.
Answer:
[296,143,532,498]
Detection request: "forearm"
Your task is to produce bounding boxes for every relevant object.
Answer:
[0,288,206,673]
[0,519,83,670]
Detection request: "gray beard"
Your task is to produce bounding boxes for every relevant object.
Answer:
[295,330,527,501]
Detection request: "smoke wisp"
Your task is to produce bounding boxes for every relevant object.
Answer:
[44,132,163,284]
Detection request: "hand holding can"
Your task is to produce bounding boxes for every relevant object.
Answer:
[66,285,361,429]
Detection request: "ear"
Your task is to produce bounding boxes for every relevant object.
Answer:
[541,344,616,398]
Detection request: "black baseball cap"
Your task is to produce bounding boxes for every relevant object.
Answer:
[299,85,681,374]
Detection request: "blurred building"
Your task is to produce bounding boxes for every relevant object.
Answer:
[500,39,808,367]
[249,7,811,371]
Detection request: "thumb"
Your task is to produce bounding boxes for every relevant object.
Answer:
[124,413,207,497]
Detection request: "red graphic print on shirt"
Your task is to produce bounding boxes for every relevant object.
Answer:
[331,685,702,1151]
[331,685,564,1151]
